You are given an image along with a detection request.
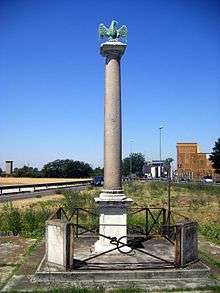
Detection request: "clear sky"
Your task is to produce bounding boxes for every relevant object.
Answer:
[0,0,220,170]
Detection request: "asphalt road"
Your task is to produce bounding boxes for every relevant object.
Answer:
[0,184,89,202]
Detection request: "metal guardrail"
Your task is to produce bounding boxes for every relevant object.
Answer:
[0,179,92,195]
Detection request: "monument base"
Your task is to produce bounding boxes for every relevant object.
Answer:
[94,191,133,253]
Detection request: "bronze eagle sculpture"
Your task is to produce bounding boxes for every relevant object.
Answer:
[99,20,128,42]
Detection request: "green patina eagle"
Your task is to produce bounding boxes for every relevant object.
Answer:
[99,20,128,42]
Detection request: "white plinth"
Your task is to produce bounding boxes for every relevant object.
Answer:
[46,219,73,269]
[94,193,133,253]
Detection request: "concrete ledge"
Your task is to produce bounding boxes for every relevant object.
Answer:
[36,259,210,282]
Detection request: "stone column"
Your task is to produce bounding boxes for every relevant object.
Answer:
[95,42,132,252]
[103,44,122,192]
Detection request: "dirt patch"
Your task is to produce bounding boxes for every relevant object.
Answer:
[0,265,14,287]
[17,241,45,275]
[0,236,35,265]
[0,236,38,288]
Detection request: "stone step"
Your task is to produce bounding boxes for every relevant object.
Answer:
[3,275,219,292]
[35,261,210,282]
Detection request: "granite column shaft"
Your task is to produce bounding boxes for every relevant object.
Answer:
[104,54,122,191]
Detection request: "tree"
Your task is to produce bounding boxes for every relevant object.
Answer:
[209,138,220,174]
[122,152,145,177]
[93,167,104,177]
[163,158,174,178]
[13,166,41,177]
[0,168,2,176]
[41,159,93,178]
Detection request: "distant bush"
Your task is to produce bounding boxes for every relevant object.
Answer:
[41,159,93,178]
[13,165,41,177]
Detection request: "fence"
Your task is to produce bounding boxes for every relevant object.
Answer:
[47,206,198,269]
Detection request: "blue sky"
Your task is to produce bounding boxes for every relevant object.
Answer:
[0,0,219,170]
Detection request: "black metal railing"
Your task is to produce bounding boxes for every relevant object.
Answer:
[49,206,188,240]
[47,206,192,269]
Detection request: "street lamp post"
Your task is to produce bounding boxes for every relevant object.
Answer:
[159,126,163,178]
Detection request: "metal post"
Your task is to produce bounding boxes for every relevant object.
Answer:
[167,178,171,228]
[161,207,167,236]
[56,208,62,219]
[175,224,182,267]
[145,208,149,236]
[162,208,166,226]
[76,208,79,238]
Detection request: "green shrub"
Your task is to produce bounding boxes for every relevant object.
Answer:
[61,189,99,231]
[0,203,22,235]
[0,201,53,238]
[21,204,51,237]
[62,189,98,214]
[199,222,220,244]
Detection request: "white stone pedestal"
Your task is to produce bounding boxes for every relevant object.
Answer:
[94,191,132,253]
[46,219,73,269]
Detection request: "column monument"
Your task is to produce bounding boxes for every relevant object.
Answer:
[95,20,132,252]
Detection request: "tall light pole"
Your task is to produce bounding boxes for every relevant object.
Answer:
[159,126,164,178]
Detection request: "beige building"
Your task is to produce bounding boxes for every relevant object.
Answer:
[5,160,13,175]
[176,143,214,181]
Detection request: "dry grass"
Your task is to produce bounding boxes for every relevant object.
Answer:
[0,177,91,186]
[0,182,219,243]
[124,181,220,243]
[0,194,64,211]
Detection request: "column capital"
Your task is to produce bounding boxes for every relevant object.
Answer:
[100,41,126,59]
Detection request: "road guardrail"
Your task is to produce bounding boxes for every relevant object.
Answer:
[0,180,92,195]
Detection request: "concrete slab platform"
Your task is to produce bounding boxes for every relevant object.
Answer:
[35,236,211,283]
